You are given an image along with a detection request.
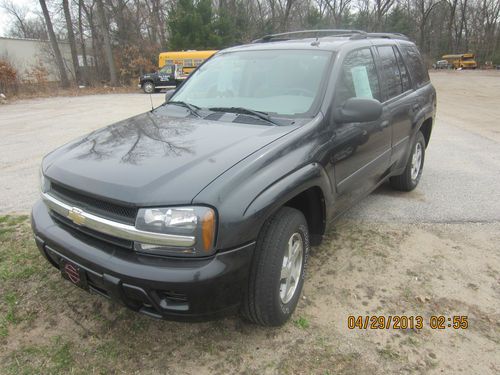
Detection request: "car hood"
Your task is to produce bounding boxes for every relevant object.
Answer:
[43,109,298,206]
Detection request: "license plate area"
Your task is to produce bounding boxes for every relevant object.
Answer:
[60,259,88,290]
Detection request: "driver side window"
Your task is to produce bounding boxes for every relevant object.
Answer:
[335,48,381,106]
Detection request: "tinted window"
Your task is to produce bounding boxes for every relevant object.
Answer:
[401,45,430,87]
[394,47,411,92]
[377,46,403,99]
[335,48,381,105]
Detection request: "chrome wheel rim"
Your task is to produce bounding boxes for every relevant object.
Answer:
[410,142,422,180]
[280,233,304,304]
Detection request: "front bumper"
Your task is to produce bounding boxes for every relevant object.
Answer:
[31,200,255,321]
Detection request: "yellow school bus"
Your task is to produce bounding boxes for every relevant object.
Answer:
[158,50,218,75]
[442,53,477,69]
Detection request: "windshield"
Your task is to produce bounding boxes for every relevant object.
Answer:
[171,49,333,116]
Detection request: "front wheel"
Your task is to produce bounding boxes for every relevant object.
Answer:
[390,131,426,191]
[242,207,309,326]
[142,81,155,94]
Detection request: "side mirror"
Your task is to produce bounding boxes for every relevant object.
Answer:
[334,98,383,123]
[164,89,175,102]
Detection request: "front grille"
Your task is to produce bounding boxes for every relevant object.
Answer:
[51,210,134,249]
[50,182,138,225]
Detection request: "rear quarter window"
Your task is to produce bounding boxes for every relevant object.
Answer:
[400,45,430,88]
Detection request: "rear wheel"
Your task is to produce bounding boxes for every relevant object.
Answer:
[390,131,426,191]
[142,81,155,94]
[242,207,309,326]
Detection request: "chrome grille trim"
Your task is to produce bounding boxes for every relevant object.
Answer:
[42,192,196,248]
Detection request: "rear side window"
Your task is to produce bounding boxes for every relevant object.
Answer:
[335,48,381,104]
[394,47,411,92]
[376,45,403,100]
[401,45,430,88]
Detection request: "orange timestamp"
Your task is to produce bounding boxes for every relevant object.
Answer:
[347,315,468,330]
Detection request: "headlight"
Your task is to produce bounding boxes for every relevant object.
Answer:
[39,167,50,193]
[135,206,216,257]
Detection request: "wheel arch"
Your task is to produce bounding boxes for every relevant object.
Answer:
[244,163,332,247]
[283,187,326,246]
[419,117,433,148]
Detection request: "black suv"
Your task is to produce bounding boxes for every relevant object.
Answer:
[32,30,436,326]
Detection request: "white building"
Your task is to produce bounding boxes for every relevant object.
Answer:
[0,36,75,81]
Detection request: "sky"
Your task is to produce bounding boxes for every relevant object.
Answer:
[0,0,37,37]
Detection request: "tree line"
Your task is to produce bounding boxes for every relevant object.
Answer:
[1,0,499,87]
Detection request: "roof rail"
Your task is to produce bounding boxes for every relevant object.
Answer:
[252,29,410,43]
[366,32,409,41]
[252,29,367,43]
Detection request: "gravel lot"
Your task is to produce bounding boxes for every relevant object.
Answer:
[0,71,499,374]
[0,93,165,214]
[1,72,499,221]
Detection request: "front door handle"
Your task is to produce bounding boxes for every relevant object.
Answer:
[380,120,390,128]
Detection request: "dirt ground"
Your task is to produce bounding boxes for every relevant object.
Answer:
[0,70,499,374]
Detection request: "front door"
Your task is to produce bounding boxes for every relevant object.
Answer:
[328,47,392,211]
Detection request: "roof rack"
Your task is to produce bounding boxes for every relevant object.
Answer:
[366,32,409,41]
[252,29,367,43]
[252,29,409,43]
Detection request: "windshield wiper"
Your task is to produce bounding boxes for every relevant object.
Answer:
[168,101,202,118]
[208,107,278,125]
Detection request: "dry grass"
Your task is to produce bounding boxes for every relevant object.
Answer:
[1,216,499,374]
[1,83,139,103]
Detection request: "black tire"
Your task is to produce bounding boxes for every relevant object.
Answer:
[390,131,426,191]
[242,206,309,326]
[142,81,155,94]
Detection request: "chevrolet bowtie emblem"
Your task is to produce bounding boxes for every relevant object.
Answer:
[68,207,85,225]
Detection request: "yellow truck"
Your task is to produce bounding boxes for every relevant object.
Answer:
[441,53,477,69]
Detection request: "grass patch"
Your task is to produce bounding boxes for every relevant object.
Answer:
[4,292,19,324]
[294,316,310,329]
[5,336,74,375]
[0,216,48,339]
[0,215,46,281]
[0,215,28,236]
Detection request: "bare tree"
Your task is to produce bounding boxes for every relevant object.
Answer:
[77,0,90,84]
[373,0,396,30]
[62,0,82,84]
[2,0,498,84]
[1,0,29,37]
[38,0,70,87]
[324,0,352,27]
[95,0,118,86]
[1,0,46,39]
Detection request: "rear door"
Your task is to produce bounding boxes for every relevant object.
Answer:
[374,44,416,167]
[400,44,434,128]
